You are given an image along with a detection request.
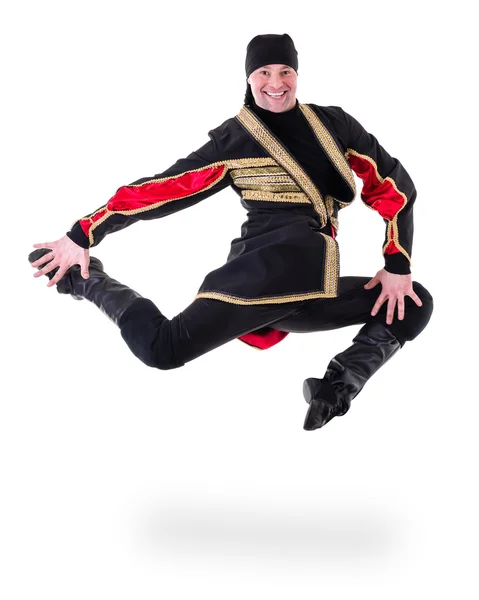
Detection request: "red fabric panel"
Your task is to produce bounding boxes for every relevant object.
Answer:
[108,165,226,212]
[80,219,90,238]
[79,208,108,238]
[348,154,405,220]
[384,240,401,255]
[238,328,289,350]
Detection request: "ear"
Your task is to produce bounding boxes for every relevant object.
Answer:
[247,76,250,85]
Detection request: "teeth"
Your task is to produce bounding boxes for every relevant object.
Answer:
[266,92,285,97]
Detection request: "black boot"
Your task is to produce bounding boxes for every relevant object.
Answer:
[28,248,142,326]
[303,321,402,431]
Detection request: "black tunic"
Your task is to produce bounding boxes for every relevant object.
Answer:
[66,101,416,309]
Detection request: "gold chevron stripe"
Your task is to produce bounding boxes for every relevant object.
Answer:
[236,106,328,226]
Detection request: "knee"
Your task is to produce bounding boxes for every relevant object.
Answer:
[412,281,434,330]
[392,281,434,343]
[119,300,184,370]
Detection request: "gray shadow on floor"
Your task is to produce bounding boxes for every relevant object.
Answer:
[139,498,402,567]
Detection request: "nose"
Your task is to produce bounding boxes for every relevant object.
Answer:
[269,72,284,89]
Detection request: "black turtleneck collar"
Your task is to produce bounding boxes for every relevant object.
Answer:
[245,96,350,201]
[249,98,301,124]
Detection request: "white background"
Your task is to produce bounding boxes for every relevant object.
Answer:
[2,1,478,598]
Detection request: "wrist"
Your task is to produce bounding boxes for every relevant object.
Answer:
[67,222,90,249]
[384,252,411,275]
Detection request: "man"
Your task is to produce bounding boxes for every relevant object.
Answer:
[29,34,433,431]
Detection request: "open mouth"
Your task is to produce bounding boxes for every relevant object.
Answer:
[263,91,287,98]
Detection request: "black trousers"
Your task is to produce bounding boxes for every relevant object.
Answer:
[119,276,433,370]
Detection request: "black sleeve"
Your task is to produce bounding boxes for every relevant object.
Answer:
[339,108,416,275]
[66,130,233,249]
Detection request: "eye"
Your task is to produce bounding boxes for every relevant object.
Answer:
[260,70,269,76]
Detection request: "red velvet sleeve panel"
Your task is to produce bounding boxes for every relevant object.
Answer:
[340,109,416,275]
[67,136,233,249]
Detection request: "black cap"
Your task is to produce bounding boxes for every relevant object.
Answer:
[245,33,298,78]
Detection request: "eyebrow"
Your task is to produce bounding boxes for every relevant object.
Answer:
[260,65,292,69]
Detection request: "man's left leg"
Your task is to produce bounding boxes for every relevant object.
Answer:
[273,276,434,430]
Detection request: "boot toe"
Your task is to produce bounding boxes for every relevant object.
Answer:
[302,377,344,430]
[303,377,322,405]
[28,248,52,265]
[303,396,334,430]
[28,249,59,281]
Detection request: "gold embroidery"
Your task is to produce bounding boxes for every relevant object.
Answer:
[346,148,411,262]
[236,182,301,193]
[195,288,337,304]
[241,190,310,203]
[88,211,112,245]
[195,233,338,305]
[325,195,339,231]
[299,104,357,196]
[234,177,299,190]
[321,233,339,295]
[230,166,287,178]
[236,106,328,226]
[231,166,299,191]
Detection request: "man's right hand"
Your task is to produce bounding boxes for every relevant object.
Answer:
[31,235,90,287]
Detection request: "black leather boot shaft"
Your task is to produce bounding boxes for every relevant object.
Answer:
[66,259,143,327]
[303,321,401,430]
[29,248,143,327]
[326,321,401,404]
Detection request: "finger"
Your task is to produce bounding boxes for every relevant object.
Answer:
[80,256,90,279]
[386,297,397,325]
[33,242,55,249]
[47,267,67,287]
[31,252,54,268]
[409,291,423,307]
[371,294,386,316]
[397,295,405,321]
[364,277,379,290]
[33,259,58,278]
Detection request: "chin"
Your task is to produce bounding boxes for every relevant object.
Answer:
[258,93,293,113]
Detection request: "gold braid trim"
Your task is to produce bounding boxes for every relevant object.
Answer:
[230,166,288,178]
[236,106,328,226]
[299,104,357,196]
[236,183,301,192]
[346,148,411,263]
[86,158,278,245]
[241,190,310,203]
[234,179,300,192]
[195,233,338,306]
[194,290,338,305]
[231,166,299,192]
[325,195,339,231]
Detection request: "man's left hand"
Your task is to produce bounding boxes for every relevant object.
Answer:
[364,268,422,325]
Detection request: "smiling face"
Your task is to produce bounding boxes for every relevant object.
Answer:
[247,64,297,113]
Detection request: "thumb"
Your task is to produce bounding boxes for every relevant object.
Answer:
[81,257,90,279]
[364,277,379,289]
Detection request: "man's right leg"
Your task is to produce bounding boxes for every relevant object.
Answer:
[29,248,307,371]
[119,294,307,369]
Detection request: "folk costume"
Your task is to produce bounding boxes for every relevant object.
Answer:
[29,34,433,430]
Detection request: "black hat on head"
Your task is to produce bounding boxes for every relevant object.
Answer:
[244,33,298,106]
